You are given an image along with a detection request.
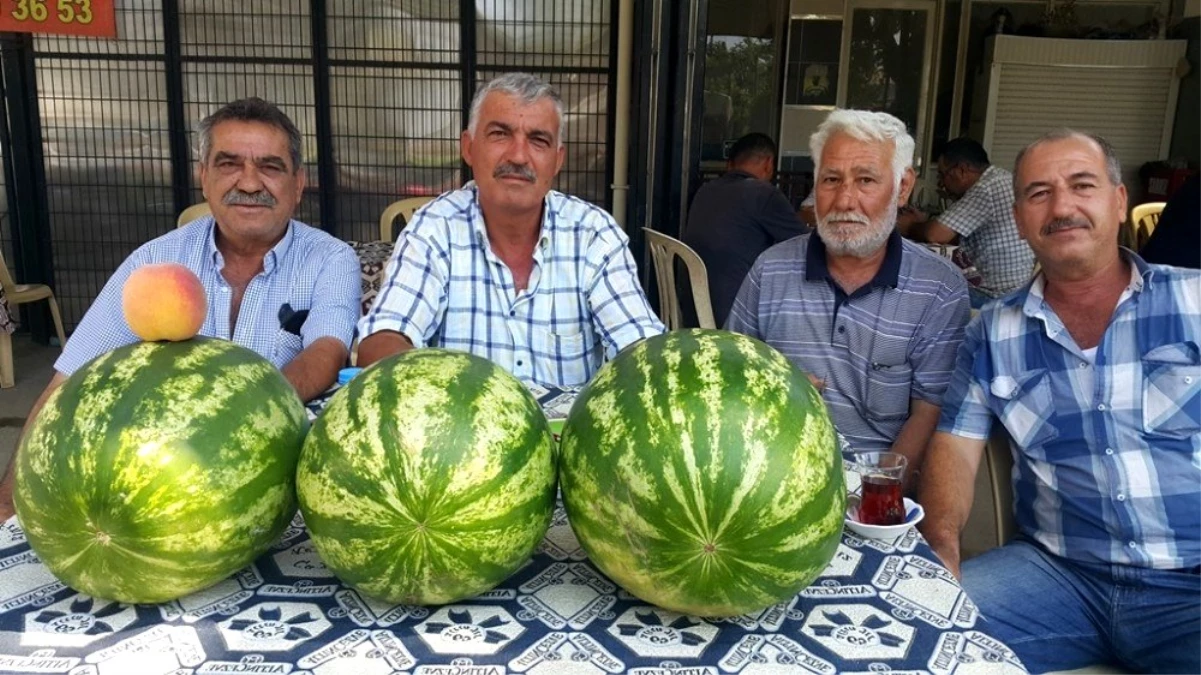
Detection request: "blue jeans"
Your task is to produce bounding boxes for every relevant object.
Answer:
[962,538,1200,674]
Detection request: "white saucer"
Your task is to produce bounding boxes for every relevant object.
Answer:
[844,497,924,540]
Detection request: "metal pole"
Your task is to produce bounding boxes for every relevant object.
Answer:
[610,0,634,227]
[310,0,337,234]
[162,0,193,218]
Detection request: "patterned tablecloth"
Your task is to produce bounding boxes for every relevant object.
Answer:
[0,389,1027,675]
[349,241,394,319]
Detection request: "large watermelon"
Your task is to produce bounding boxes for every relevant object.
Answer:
[297,349,556,604]
[559,329,844,616]
[14,338,309,603]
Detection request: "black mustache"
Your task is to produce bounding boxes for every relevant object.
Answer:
[223,190,277,207]
[494,163,536,182]
[1043,218,1090,235]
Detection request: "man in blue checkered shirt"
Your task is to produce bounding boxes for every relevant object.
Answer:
[0,98,361,523]
[357,73,663,387]
[919,130,1200,674]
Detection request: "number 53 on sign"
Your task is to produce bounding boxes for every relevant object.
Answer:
[0,0,116,38]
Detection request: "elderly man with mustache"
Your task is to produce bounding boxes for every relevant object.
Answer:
[23,97,359,402]
[356,73,663,387]
[0,97,360,522]
[725,109,970,486]
[919,130,1200,674]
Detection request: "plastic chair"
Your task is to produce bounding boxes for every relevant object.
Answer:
[379,196,435,242]
[176,202,212,228]
[984,425,1017,547]
[1129,202,1164,251]
[0,249,67,388]
[641,227,716,330]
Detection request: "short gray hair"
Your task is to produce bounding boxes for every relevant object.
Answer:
[809,109,915,190]
[197,97,303,173]
[466,72,564,146]
[1012,129,1122,193]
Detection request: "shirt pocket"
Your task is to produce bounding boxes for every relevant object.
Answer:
[533,328,596,387]
[990,369,1058,449]
[1142,342,1201,438]
[864,355,913,422]
[273,327,305,366]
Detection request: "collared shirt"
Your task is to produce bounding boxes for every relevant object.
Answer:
[57,217,361,375]
[938,253,1201,569]
[938,165,1035,298]
[726,231,970,452]
[358,183,665,388]
[682,170,809,326]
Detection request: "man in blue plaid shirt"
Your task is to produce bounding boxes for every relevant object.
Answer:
[919,130,1200,674]
[357,73,663,387]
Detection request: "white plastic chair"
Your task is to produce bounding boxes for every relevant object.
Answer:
[641,227,716,330]
[0,249,67,388]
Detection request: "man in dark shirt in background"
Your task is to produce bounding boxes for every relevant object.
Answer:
[682,133,809,326]
[1139,174,1200,269]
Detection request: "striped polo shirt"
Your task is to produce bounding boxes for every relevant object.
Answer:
[726,231,970,452]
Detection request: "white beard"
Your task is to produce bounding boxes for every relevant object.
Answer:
[816,206,897,258]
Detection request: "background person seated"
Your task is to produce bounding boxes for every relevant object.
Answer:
[897,138,1034,307]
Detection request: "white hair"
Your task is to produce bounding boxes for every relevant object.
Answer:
[466,72,565,147]
[809,109,914,189]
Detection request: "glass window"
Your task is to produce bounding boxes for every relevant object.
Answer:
[845,8,928,135]
[784,18,842,106]
[699,0,787,165]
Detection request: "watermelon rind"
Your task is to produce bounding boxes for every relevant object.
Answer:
[297,348,556,605]
[559,329,845,617]
[14,337,309,604]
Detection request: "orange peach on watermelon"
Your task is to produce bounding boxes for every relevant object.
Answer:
[122,263,206,342]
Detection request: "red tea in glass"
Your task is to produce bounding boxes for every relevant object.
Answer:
[858,474,904,525]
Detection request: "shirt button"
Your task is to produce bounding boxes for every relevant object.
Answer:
[1097,404,1106,411]
[220,286,229,292]
[509,310,515,317]
[837,325,846,334]
[516,360,523,367]
[1186,376,1194,384]
[1117,493,1126,502]
[1128,541,1137,548]
[1079,362,1088,369]
[1105,448,1114,455]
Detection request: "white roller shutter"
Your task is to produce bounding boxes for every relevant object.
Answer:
[976,35,1186,190]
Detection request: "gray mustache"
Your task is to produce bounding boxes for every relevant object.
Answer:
[223,190,277,207]
[494,163,536,182]
[1043,218,1089,235]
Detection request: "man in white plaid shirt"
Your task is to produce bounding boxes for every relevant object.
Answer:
[919,130,1200,674]
[898,138,1035,306]
[357,73,663,387]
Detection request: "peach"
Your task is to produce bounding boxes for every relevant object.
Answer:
[122,263,207,342]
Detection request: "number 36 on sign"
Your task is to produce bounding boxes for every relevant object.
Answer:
[0,0,116,38]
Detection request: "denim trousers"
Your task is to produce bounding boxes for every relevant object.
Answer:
[962,538,1200,674]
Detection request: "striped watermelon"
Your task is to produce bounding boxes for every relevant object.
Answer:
[297,349,556,604]
[559,329,845,616]
[14,338,309,603]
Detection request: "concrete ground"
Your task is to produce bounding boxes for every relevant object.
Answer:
[0,334,59,472]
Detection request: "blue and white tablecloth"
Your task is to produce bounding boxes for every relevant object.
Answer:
[0,387,1028,675]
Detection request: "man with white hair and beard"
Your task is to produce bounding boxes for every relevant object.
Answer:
[726,110,969,483]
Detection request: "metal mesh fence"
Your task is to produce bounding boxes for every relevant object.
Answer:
[19,0,614,330]
[33,2,169,329]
